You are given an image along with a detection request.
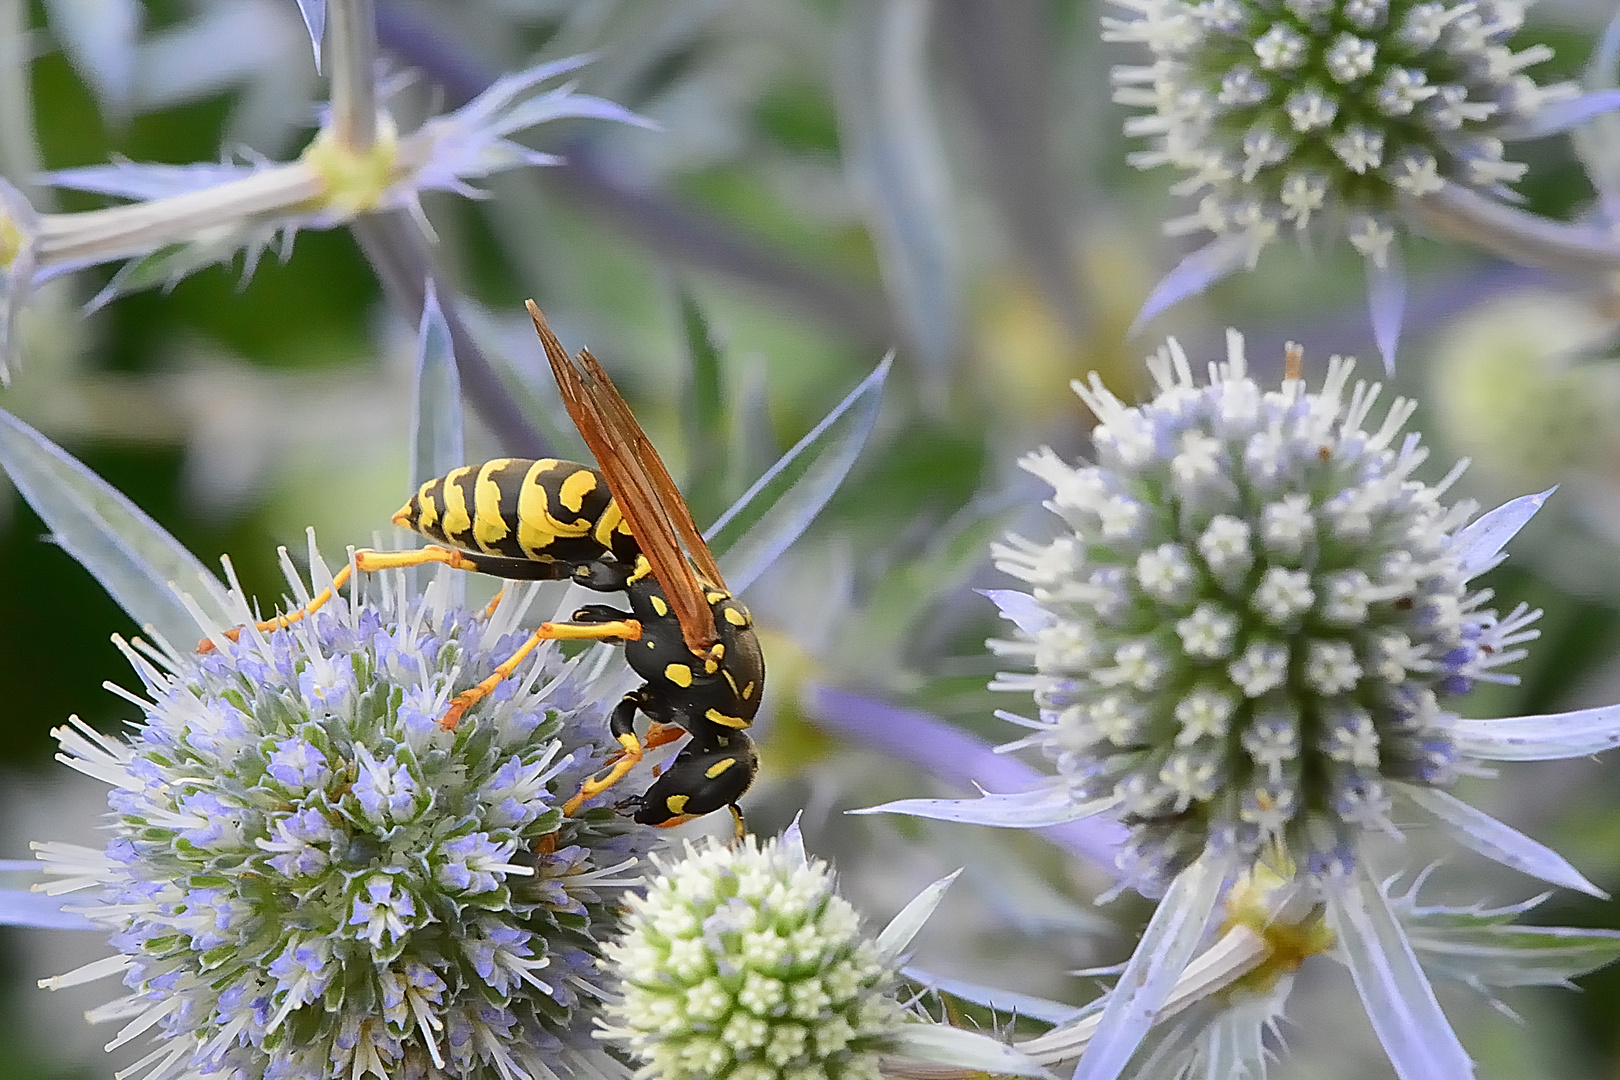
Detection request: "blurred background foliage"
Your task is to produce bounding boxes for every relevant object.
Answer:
[6,1,1620,1078]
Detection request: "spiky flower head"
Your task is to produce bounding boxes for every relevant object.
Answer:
[599,833,908,1080]
[990,332,1539,897]
[1106,0,1577,267]
[33,538,652,1080]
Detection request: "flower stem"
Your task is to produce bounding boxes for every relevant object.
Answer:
[1412,184,1620,275]
[326,0,379,151]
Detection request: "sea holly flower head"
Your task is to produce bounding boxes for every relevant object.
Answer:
[1108,0,1574,262]
[599,832,906,1080]
[1106,0,1620,364]
[984,332,1543,897]
[28,537,655,1080]
[598,828,1050,1080]
[863,330,1620,1079]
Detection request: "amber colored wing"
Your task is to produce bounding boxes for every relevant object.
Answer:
[526,301,721,654]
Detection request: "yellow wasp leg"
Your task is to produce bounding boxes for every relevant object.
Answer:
[197,546,489,653]
[563,732,647,817]
[440,618,643,731]
[604,721,686,765]
[482,589,507,618]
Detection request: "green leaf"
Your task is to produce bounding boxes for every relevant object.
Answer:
[0,407,233,648]
[676,288,729,527]
[1404,906,1620,989]
[706,353,892,594]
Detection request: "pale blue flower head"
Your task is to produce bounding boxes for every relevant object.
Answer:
[31,539,655,1080]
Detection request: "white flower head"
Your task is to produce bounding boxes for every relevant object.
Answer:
[599,833,905,1080]
[864,333,1620,1080]
[987,334,1537,896]
[30,539,654,1080]
[1107,0,1572,264]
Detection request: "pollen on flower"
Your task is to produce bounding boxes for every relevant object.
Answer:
[1105,0,1580,263]
[301,118,403,217]
[599,834,907,1080]
[30,537,654,1080]
[991,332,1537,896]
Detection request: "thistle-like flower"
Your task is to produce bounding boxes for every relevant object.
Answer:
[1013,860,1620,1079]
[18,537,655,1080]
[0,55,642,381]
[598,829,1048,1080]
[863,331,1620,1078]
[1107,0,1620,362]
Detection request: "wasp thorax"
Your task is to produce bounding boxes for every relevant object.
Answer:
[991,333,1537,896]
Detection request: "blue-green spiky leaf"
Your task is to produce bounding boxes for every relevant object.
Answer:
[0,408,234,648]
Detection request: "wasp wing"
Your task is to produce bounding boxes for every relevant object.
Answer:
[573,347,728,590]
[527,302,720,654]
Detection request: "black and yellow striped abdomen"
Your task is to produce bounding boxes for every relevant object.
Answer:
[394,458,639,567]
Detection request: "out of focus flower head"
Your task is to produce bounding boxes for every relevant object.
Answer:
[1107,0,1620,367]
[1429,289,1620,490]
[863,330,1620,1078]
[0,9,645,385]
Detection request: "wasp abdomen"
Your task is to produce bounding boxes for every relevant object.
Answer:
[395,458,634,564]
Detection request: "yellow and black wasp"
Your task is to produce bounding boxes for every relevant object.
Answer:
[203,302,763,831]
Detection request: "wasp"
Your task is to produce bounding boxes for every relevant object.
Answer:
[201,302,763,831]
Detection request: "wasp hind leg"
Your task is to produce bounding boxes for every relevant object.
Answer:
[562,689,665,816]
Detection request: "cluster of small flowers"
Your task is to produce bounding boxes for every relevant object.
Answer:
[34,552,652,1080]
[1106,0,1575,265]
[990,333,1533,895]
[599,835,905,1080]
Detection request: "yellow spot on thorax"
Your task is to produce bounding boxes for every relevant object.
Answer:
[705,757,736,779]
[628,555,654,584]
[650,595,669,617]
[665,794,689,814]
[705,708,749,729]
[723,606,748,627]
[664,664,694,688]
